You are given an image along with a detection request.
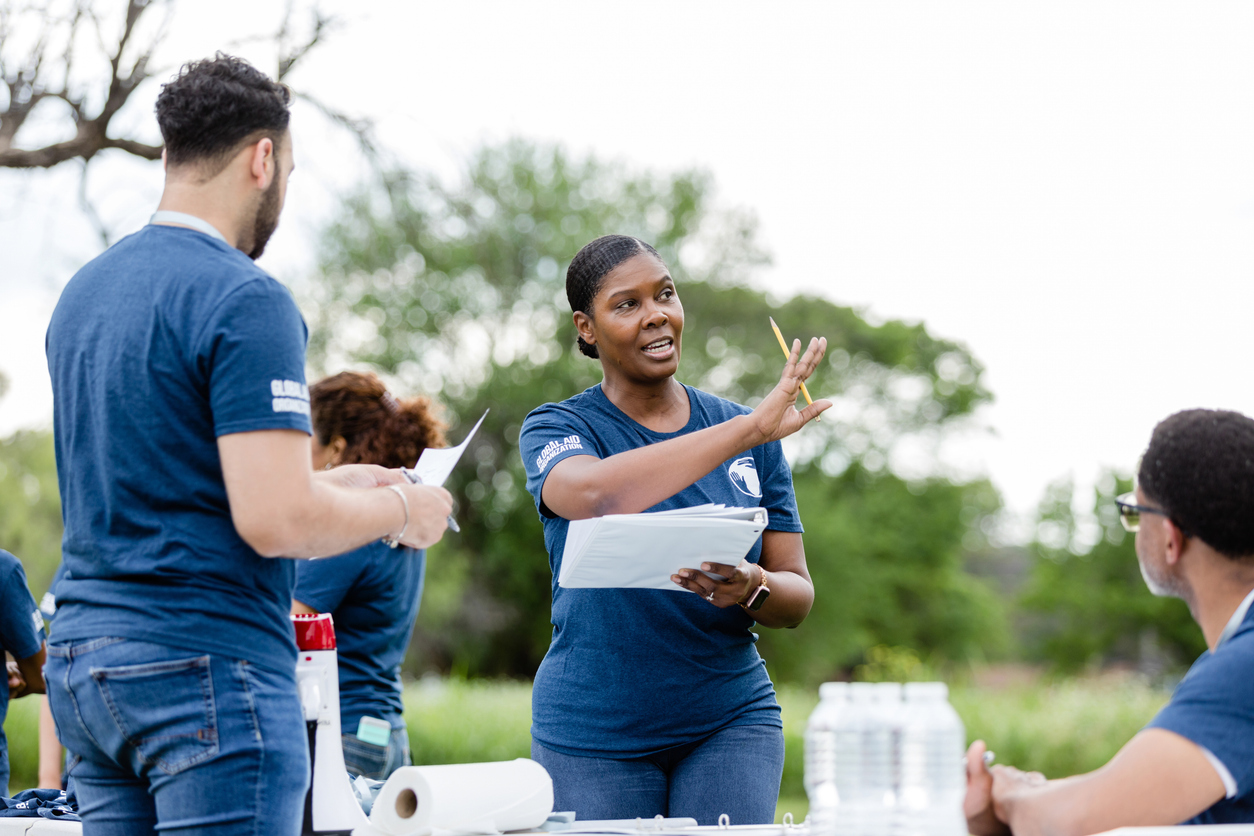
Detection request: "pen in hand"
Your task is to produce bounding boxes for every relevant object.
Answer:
[400,467,461,534]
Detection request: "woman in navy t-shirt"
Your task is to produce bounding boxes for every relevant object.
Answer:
[292,371,446,780]
[520,235,830,824]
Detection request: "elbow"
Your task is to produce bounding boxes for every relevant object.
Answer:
[586,486,624,518]
[233,511,303,558]
[551,482,620,520]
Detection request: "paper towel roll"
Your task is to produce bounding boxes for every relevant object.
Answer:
[368,759,553,835]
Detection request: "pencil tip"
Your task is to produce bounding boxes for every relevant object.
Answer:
[768,316,777,327]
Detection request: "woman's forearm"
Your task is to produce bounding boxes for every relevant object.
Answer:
[544,414,763,519]
[745,568,813,628]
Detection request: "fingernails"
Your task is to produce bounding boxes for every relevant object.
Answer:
[701,563,711,571]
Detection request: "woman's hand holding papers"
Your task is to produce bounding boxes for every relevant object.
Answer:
[670,532,814,628]
[671,560,758,607]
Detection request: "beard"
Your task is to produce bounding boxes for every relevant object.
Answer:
[1138,550,1188,599]
[246,175,283,260]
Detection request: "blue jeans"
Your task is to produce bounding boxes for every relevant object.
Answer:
[532,723,784,825]
[341,723,411,780]
[45,638,309,836]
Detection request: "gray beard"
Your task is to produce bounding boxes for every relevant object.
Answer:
[1139,554,1186,599]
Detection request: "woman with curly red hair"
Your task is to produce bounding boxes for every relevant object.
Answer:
[292,371,446,780]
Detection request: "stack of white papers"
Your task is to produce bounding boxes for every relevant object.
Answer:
[558,504,769,591]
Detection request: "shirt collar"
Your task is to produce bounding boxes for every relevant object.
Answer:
[149,211,229,246]
[1216,587,1254,650]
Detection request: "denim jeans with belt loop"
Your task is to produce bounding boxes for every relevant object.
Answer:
[45,637,309,836]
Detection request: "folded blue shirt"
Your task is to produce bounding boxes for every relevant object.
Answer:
[0,787,79,821]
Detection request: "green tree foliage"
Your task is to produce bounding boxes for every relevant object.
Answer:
[1019,473,1204,672]
[0,428,62,597]
[757,466,1008,682]
[306,139,1005,679]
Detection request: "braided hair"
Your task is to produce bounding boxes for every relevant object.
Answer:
[566,235,664,359]
[310,371,447,469]
[1138,408,1254,559]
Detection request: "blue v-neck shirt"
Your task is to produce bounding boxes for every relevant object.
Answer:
[521,384,801,757]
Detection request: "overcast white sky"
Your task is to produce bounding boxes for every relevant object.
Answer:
[2,1,1252,535]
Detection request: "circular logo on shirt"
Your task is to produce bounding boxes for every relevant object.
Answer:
[729,456,762,498]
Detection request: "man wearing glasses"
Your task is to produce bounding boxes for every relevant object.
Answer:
[966,408,1254,835]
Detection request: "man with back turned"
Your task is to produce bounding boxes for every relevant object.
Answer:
[44,54,452,834]
[966,409,1254,834]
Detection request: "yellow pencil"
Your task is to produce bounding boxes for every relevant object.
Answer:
[768,317,817,421]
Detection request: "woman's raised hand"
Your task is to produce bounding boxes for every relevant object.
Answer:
[749,336,831,443]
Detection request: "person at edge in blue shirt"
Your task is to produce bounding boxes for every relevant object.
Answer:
[292,371,447,780]
[43,54,452,836]
[966,409,1254,835]
[1,549,47,797]
[519,234,831,825]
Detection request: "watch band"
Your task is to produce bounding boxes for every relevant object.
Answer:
[739,566,771,613]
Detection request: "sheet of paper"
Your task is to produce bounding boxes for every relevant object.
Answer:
[559,508,768,590]
[410,410,489,487]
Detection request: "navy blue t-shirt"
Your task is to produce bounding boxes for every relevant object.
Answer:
[1147,598,1254,824]
[292,541,426,731]
[0,550,46,796]
[45,224,311,676]
[520,384,801,757]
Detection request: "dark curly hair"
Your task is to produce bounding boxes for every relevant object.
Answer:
[156,53,291,170]
[311,372,446,470]
[566,234,664,359]
[1138,409,1254,559]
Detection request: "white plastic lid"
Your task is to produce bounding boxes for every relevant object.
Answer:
[874,682,903,702]
[904,681,949,701]
[819,682,849,701]
[848,681,877,702]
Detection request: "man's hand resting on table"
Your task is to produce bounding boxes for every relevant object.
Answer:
[965,740,1011,836]
[964,730,1229,836]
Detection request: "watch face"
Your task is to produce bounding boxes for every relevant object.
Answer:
[747,585,771,612]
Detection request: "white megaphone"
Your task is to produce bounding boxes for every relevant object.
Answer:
[293,613,370,836]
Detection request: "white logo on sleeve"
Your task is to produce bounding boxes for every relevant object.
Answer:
[271,379,311,416]
[536,435,583,472]
[729,456,762,498]
[32,609,44,637]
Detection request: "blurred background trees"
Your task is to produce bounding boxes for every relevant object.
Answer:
[300,138,1012,681]
[1,136,1199,684]
[1019,471,1205,673]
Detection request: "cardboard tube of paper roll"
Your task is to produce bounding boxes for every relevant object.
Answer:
[368,759,553,835]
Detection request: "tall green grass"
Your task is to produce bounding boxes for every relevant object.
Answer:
[4,673,1169,822]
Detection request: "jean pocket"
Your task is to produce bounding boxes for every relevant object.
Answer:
[341,734,390,780]
[91,655,219,775]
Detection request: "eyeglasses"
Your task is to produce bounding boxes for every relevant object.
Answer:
[1114,491,1185,535]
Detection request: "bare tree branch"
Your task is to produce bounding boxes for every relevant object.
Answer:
[278,6,336,81]
[0,0,163,167]
[293,89,379,162]
[0,0,384,249]
[77,157,109,246]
